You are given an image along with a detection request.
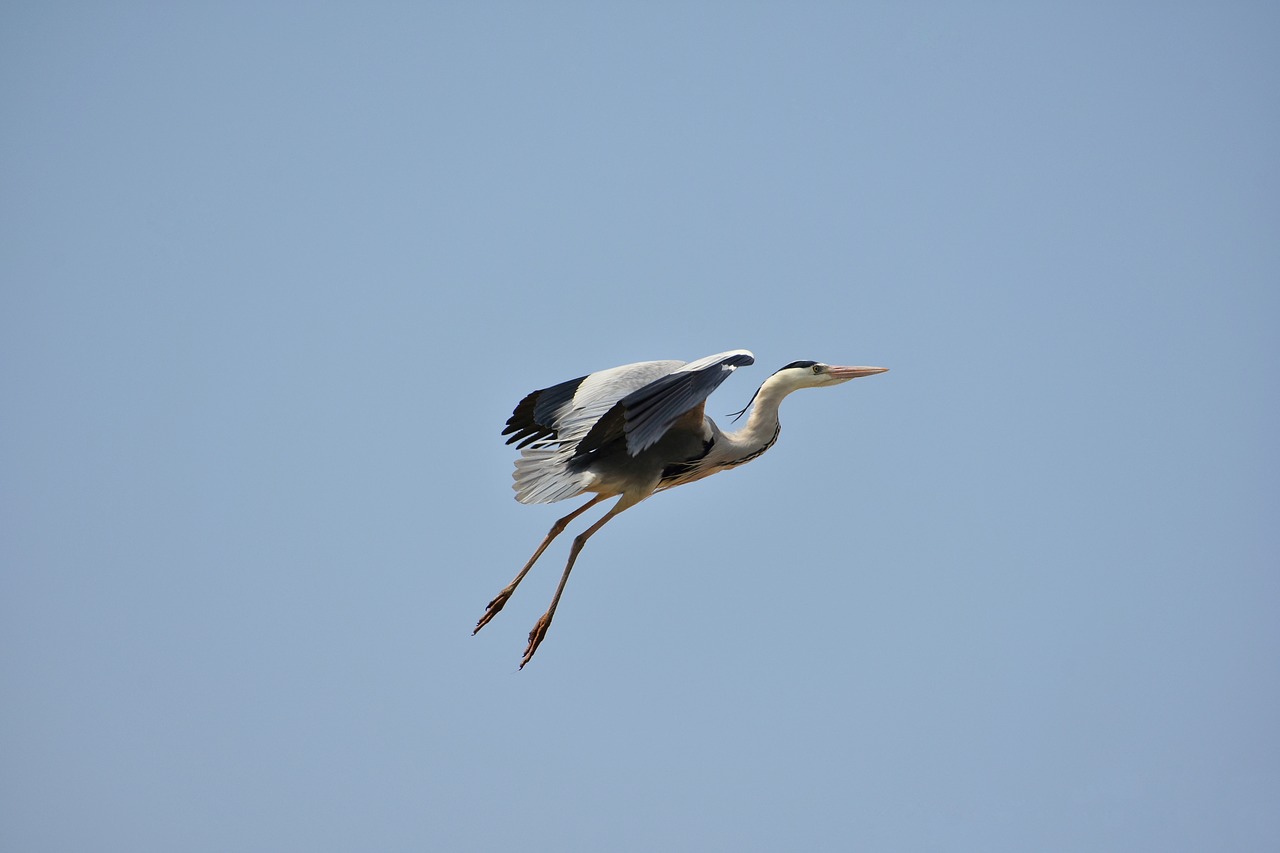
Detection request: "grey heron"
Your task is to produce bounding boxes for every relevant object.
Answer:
[474,349,888,668]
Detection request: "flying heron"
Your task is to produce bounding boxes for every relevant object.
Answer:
[474,349,888,667]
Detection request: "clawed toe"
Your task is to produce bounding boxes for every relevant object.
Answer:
[473,590,512,635]
[520,615,551,669]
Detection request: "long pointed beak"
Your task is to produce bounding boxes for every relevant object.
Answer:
[828,365,889,380]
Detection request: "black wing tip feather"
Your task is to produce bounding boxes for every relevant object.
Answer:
[501,373,589,446]
[502,389,558,447]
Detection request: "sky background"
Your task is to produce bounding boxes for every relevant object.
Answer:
[3,3,1278,851]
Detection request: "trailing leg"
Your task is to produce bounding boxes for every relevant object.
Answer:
[473,495,607,635]
[520,495,638,668]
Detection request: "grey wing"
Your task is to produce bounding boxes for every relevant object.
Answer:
[503,359,686,448]
[505,358,688,504]
[575,349,755,458]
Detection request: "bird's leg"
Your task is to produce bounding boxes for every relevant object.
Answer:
[521,496,636,669]
[473,494,607,635]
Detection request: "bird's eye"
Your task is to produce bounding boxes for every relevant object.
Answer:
[812,364,823,374]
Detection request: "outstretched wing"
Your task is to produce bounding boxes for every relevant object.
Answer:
[504,349,754,504]
[574,349,755,458]
[505,358,686,504]
[502,360,685,449]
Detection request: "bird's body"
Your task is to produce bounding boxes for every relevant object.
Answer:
[474,349,887,667]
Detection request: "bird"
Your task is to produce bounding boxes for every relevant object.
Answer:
[473,349,888,668]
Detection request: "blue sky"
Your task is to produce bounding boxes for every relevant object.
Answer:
[3,3,1277,851]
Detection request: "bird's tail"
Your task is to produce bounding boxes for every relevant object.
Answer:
[512,445,592,504]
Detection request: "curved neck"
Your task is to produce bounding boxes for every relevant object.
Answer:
[717,375,795,462]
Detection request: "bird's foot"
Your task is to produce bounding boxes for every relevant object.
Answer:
[473,587,514,635]
[520,613,552,669]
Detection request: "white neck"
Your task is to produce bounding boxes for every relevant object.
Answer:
[713,374,798,465]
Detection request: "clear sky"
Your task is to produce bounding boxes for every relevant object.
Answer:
[3,3,1277,851]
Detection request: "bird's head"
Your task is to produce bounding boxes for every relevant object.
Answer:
[770,360,889,390]
[729,360,888,421]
